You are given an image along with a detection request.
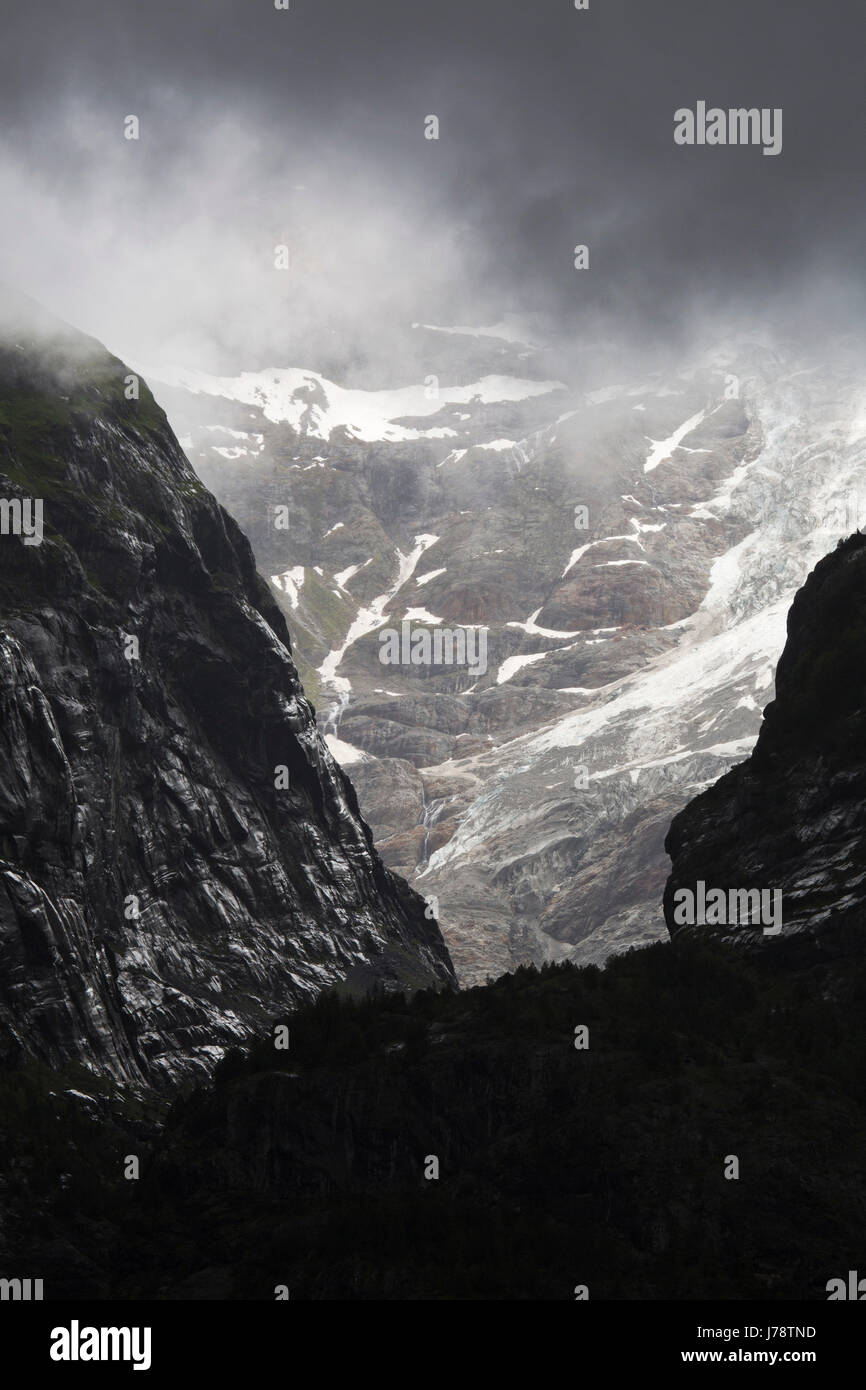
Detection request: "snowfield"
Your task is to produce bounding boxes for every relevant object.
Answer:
[144,365,565,443]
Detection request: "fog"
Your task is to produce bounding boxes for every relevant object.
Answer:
[1,0,864,386]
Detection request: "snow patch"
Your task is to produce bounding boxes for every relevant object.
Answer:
[325,734,370,766]
[496,651,550,685]
[147,365,564,444]
[403,607,444,624]
[317,535,439,700]
[507,607,583,639]
[271,566,305,609]
[334,559,372,589]
[413,317,540,348]
[592,559,651,568]
[643,409,707,473]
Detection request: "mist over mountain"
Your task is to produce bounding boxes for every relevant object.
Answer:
[2,1,866,379]
[142,315,866,983]
[4,0,866,1325]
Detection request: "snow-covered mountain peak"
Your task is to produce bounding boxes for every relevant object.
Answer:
[141,361,566,444]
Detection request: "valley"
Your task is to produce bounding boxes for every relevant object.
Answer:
[146,325,866,983]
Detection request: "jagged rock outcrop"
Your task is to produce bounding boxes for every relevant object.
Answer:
[0,291,454,1088]
[664,530,866,942]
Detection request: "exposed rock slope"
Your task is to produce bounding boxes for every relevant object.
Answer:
[664,529,866,942]
[147,328,866,983]
[0,292,454,1088]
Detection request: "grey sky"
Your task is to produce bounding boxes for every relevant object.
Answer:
[1,0,862,375]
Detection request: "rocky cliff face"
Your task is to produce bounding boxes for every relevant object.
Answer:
[0,292,454,1089]
[145,327,866,983]
[664,529,866,943]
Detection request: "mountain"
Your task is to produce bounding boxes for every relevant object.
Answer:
[664,528,866,942]
[0,290,454,1090]
[144,325,866,983]
[5,475,866,1300]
